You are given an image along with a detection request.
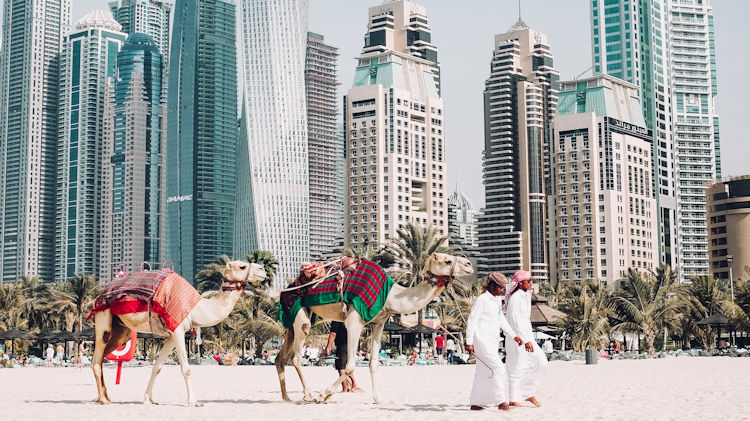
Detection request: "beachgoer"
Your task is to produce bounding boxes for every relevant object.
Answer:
[55,343,64,365]
[465,272,523,411]
[505,270,548,408]
[435,333,444,364]
[542,339,553,358]
[263,350,269,361]
[407,349,418,365]
[46,345,54,367]
[446,337,456,364]
[325,321,357,392]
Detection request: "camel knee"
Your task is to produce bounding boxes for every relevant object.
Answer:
[181,367,192,378]
[301,323,310,335]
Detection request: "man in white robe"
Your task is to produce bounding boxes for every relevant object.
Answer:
[504,270,548,407]
[465,272,523,411]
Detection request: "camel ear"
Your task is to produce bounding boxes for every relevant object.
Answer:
[432,253,439,261]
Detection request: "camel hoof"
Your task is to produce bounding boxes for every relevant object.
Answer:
[97,398,111,405]
[313,391,332,404]
[302,394,314,403]
[189,401,204,407]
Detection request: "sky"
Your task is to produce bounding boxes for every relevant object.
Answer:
[65,0,750,208]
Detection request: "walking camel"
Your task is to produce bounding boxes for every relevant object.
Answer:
[260,252,473,404]
[90,261,266,407]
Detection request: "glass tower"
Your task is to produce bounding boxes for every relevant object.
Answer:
[99,34,166,280]
[0,0,71,283]
[236,0,309,286]
[166,0,238,280]
[56,11,127,280]
[590,0,720,281]
[477,20,559,281]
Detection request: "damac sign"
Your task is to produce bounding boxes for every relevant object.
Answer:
[167,195,193,203]
[607,117,652,139]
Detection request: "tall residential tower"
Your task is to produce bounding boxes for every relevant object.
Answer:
[0,0,71,283]
[109,0,171,58]
[477,21,559,280]
[590,0,720,281]
[167,0,238,279]
[99,34,166,280]
[344,0,448,253]
[236,0,309,285]
[305,32,342,261]
[56,11,127,280]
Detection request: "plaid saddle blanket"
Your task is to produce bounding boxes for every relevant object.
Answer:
[279,258,394,328]
[87,271,201,332]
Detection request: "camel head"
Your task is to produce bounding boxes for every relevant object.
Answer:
[222,261,267,288]
[426,253,473,283]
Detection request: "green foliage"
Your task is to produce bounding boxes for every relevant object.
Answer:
[386,222,451,288]
[195,255,232,293]
[558,279,611,352]
[244,249,279,287]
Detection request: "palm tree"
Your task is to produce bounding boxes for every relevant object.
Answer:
[195,255,232,293]
[244,249,279,287]
[233,290,284,358]
[609,267,684,354]
[47,274,101,333]
[559,279,611,352]
[722,276,750,332]
[385,222,451,325]
[0,282,26,331]
[680,274,728,350]
[18,275,54,332]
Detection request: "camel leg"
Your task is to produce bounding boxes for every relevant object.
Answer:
[276,328,295,402]
[173,328,201,407]
[291,312,313,402]
[317,312,364,403]
[369,321,386,404]
[143,336,175,405]
[92,311,113,404]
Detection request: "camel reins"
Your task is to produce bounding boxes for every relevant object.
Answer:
[427,257,458,287]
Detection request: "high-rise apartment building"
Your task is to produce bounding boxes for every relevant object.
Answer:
[109,0,171,58]
[99,34,166,280]
[551,75,658,287]
[0,0,71,283]
[236,0,309,285]
[477,20,558,280]
[56,11,127,280]
[305,32,342,261]
[706,176,750,282]
[166,0,238,280]
[343,0,448,254]
[590,0,720,281]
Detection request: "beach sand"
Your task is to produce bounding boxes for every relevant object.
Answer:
[2,357,749,420]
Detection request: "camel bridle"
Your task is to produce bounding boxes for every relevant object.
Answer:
[222,264,263,291]
[427,257,459,288]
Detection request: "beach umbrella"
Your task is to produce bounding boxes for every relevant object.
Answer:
[0,329,34,354]
[74,328,95,340]
[383,321,404,332]
[400,324,438,353]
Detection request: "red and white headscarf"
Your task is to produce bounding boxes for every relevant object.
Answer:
[503,270,531,311]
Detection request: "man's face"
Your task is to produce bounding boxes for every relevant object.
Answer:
[489,283,505,296]
[520,278,533,291]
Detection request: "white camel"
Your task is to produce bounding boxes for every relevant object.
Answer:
[258,252,473,404]
[91,261,266,407]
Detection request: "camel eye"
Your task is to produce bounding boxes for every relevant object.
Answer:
[239,265,247,270]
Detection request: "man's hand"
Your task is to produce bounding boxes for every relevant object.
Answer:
[513,337,523,346]
[465,345,474,355]
[524,342,534,352]
[323,346,331,356]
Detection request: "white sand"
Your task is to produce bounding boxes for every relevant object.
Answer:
[1,357,749,420]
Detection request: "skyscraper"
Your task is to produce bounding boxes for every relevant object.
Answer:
[447,190,479,250]
[0,0,71,283]
[99,34,166,280]
[477,20,559,281]
[590,0,721,281]
[167,0,238,279]
[551,74,658,287]
[305,32,342,262]
[236,0,309,285]
[56,11,127,280]
[109,0,171,58]
[343,0,448,254]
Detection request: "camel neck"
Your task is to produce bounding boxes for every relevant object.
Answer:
[385,281,444,314]
[191,289,242,327]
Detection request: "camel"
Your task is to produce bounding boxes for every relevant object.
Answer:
[91,261,266,407]
[264,252,473,404]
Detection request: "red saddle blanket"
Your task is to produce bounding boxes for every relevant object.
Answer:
[87,271,201,332]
